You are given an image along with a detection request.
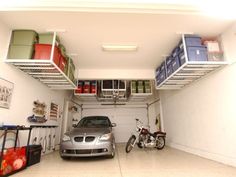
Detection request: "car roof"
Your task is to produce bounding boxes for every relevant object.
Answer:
[82,116,109,119]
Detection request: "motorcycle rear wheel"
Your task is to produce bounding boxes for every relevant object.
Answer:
[156,136,165,150]
[125,135,136,153]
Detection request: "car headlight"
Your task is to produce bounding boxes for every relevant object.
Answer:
[62,134,71,141]
[99,133,112,141]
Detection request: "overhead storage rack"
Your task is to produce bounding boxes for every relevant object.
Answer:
[156,61,228,89]
[155,34,229,90]
[5,31,76,90]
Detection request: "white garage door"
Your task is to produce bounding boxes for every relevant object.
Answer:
[82,106,148,143]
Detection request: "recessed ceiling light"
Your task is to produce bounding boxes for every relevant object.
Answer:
[176,32,194,35]
[102,44,138,51]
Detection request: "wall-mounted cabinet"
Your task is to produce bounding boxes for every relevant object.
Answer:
[155,34,228,90]
[5,30,77,90]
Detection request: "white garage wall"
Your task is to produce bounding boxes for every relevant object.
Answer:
[82,104,148,143]
[0,20,70,149]
[160,24,236,166]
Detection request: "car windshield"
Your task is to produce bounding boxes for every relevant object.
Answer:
[76,116,111,128]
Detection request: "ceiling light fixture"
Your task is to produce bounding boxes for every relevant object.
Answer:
[102,44,138,51]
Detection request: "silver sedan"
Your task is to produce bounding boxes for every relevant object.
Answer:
[60,116,116,159]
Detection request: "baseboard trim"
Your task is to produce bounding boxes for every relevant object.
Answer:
[168,142,236,167]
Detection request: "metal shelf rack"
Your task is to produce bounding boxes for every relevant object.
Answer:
[4,32,76,90]
[156,34,229,90]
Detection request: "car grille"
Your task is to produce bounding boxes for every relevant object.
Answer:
[85,136,95,142]
[74,136,83,142]
[63,149,108,154]
[74,136,95,142]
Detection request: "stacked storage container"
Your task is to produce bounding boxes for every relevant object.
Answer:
[144,80,151,93]
[83,81,91,93]
[156,61,166,86]
[75,81,83,94]
[131,81,137,93]
[34,33,63,69]
[131,80,151,94]
[137,81,144,93]
[8,30,38,59]
[90,81,97,94]
[65,57,75,83]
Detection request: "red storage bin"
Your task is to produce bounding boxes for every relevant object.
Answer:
[83,81,90,93]
[59,54,67,72]
[90,85,96,94]
[75,81,83,94]
[0,147,27,176]
[34,44,60,66]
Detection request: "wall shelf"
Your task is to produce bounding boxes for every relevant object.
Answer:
[156,61,228,90]
[5,31,76,90]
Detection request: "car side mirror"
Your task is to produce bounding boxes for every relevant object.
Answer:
[111,123,117,127]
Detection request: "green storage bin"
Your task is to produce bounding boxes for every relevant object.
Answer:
[11,30,38,45]
[58,44,66,57]
[131,81,137,93]
[137,85,144,93]
[38,33,60,44]
[64,57,75,82]
[8,45,34,59]
[137,80,144,86]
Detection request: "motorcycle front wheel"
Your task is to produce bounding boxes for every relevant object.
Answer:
[125,135,136,153]
[156,136,165,150]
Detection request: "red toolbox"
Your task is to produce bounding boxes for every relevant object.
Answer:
[34,44,60,66]
[83,81,90,93]
[75,81,83,94]
[0,147,27,176]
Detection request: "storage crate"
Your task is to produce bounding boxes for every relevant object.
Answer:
[75,81,83,94]
[137,84,144,93]
[90,81,97,94]
[166,64,173,77]
[11,30,38,45]
[187,46,208,61]
[184,35,202,47]
[172,55,180,71]
[8,45,34,59]
[83,81,90,93]
[156,70,166,86]
[33,44,61,66]
[27,145,42,167]
[166,56,172,66]
[64,57,75,82]
[178,51,186,65]
[144,80,151,93]
[38,33,60,45]
[58,44,66,57]
[172,46,180,57]
[160,61,166,72]
[155,67,161,78]
[207,52,224,61]
[131,81,137,93]
[59,55,67,72]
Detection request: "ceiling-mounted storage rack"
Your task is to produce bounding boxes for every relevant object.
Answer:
[129,80,153,102]
[5,31,77,90]
[155,34,229,90]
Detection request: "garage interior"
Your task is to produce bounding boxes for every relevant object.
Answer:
[0,1,236,177]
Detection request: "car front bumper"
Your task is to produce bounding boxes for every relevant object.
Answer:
[60,140,113,157]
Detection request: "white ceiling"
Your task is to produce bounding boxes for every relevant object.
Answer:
[0,6,234,71]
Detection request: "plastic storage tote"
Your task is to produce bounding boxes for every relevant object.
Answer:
[137,81,144,93]
[27,145,42,167]
[187,46,208,61]
[11,30,38,45]
[131,81,137,93]
[156,70,166,86]
[90,81,97,94]
[59,55,67,72]
[8,45,34,59]
[184,35,202,47]
[75,81,83,94]
[83,81,90,93]
[144,80,151,93]
[172,55,181,71]
[34,44,61,66]
[58,44,66,57]
[38,33,60,45]
[178,51,186,65]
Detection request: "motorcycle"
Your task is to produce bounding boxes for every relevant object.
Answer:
[125,118,166,153]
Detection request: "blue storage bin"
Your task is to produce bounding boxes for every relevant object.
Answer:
[179,51,186,65]
[156,70,166,86]
[155,67,161,77]
[160,61,166,72]
[184,35,202,47]
[187,46,208,61]
[166,56,172,66]
[178,41,184,50]
[172,46,180,57]
[166,64,173,77]
[172,55,180,71]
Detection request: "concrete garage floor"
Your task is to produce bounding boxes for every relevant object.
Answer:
[14,144,236,177]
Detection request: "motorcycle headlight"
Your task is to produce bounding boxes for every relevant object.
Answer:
[99,133,112,141]
[62,134,71,142]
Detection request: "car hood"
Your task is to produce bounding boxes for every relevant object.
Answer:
[68,127,111,137]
